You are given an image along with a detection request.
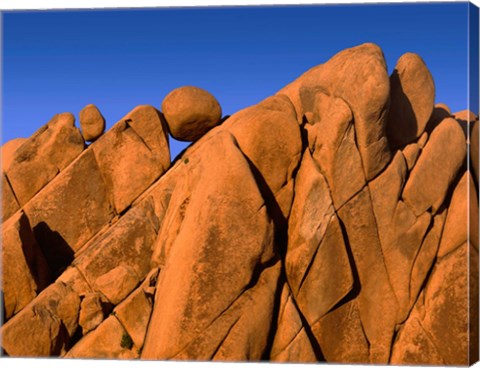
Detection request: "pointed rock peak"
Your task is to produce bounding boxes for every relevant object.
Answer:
[387,52,435,149]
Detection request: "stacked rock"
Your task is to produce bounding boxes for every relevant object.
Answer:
[1,44,477,366]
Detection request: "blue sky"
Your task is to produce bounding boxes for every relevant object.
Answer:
[1,3,474,160]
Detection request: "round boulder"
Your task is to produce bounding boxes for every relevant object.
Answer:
[161,86,222,142]
[79,104,106,142]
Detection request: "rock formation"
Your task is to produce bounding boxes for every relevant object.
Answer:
[1,43,478,365]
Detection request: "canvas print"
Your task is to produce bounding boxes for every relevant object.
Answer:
[0,1,479,365]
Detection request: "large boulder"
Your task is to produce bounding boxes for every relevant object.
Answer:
[223,94,302,215]
[387,53,435,149]
[92,105,170,214]
[277,43,391,181]
[79,104,106,142]
[402,118,466,216]
[162,86,222,142]
[142,133,279,360]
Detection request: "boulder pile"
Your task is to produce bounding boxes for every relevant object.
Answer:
[1,43,478,365]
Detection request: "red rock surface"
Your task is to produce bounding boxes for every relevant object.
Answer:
[1,44,477,365]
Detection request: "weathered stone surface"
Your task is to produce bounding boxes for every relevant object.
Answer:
[387,53,435,148]
[425,104,451,135]
[166,262,281,361]
[394,243,473,365]
[1,137,27,171]
[114,268,159,349]
[1,282,80,357]
[79,292,105,334]
[307,92,365,208]
[403,117,466,216]
[223,94,302,199]
[409,209,446,309]
[286,150,335,294]
[369,152,408,246]
[73,201,157,296]
[368,151,431,320]
[278,43,391,180]
[65,315,138,359]
[337,187,397,363]
[0,45,473,364]
[79,104,106,142]
[390,304,445,365]
[23,149,115,274]
[417,131,428,148]
[369,153,432,321]
[162,86,222,142]
[126,105,170,171]
[291,214,353,325]
[92,105,170,214]
[402,142,421,170]
[142,133,277,360]
[94,265,140,305]
[270,284,317,362]
[2,173,20,222]
[438,172,478,257]
[56,266,93,298]
[312,300,370,364]
[2,212,51,320]
[5,113,84,205]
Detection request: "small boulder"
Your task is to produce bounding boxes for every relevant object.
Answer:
[161,86,222,142]
[79,104,106,142]
[387,53,435,149]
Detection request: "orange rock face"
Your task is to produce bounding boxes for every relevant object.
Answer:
[1,44,477,365]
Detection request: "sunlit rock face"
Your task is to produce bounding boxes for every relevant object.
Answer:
[1,44,478,366]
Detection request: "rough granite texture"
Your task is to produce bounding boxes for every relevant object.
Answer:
[1,44,478,365]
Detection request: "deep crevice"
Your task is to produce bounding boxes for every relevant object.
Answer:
[261,267,285,361]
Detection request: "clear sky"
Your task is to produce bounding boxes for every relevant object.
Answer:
[1,2,474,160]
